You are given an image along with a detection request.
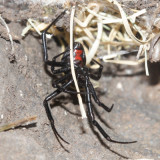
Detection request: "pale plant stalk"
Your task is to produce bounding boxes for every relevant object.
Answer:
[86,22,103,64]
[103,58,145,65]
[112,0,150,44]
[144,46,149,76]
[70,6,87,119]
[0,15,14,54]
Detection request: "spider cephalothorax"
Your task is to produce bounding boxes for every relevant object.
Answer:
[41,10,136,149]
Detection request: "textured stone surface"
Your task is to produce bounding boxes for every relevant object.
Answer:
[0,132,47,160]
[0,1,160,160]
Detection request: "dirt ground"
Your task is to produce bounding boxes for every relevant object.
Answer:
[0,1,160,160]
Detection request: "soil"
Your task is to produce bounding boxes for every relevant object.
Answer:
[0,1,160,160]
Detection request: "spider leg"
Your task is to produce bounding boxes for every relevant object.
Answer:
[52,73,72,88]
[88,78,113,112]
[52,67,71,74]
[41,10,66,65]
[52,49,69,61]
[52,73,77,93]
[43,79,74,144]
[63,90,88,95]
[89,59,103,81]
[53,73,89,94]
[80,67,113,111]
[50,49,70,67]
[50,49,71,73]
[85,76,137,144]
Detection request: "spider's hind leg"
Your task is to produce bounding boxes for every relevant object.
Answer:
[85,76,137,144]
[87,60,113,112]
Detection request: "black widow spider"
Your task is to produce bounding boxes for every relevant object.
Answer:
[41,10,137,147]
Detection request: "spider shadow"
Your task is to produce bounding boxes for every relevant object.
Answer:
[50,94,81,117]
[103,62,160,85]
[87,119,129,159]
[102,64,145,78]
[50,92,113,131]
[49,94,129,158]
[90,89,114,130]
[15,123,37,129]
[3,122,37,132]
[148,62,160,85]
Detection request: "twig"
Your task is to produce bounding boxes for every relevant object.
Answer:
[0,14,14,54]
[0,115,37,132]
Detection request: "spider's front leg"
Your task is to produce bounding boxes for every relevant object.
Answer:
[41,10,66,65]
[85,76,137,144]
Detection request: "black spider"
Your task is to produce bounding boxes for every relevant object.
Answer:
[41,10,137,147]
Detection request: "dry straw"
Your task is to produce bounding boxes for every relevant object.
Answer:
[21,0,159,116]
